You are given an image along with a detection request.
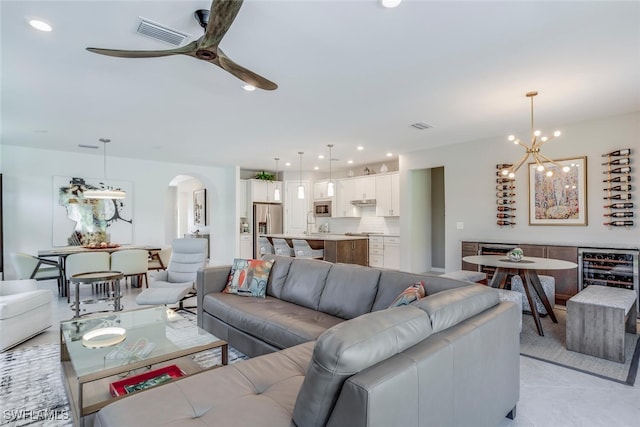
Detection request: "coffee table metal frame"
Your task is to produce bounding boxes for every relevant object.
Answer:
[59,306,228,426]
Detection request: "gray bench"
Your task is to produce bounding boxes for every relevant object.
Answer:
[566,285,637,363]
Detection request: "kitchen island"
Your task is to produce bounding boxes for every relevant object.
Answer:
[262,234,369,266]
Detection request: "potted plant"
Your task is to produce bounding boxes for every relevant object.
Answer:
[255,171,275,181]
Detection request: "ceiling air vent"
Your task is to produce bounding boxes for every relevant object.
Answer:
[410,122,433,130]
[136,18,190,46]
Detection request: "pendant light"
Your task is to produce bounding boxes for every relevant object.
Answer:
[297,152,305,199]
[83,138,126,199]
[327,144,334,197]
[273,157,281,201]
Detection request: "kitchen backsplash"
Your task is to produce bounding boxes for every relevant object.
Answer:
[323,209,400,235]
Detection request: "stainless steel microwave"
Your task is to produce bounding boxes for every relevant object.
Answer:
[313,201,332,217]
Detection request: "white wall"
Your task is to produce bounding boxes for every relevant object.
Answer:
[400,111,640,273]
[1,145,237,278]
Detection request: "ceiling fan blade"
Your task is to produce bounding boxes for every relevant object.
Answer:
[86,41,199,59]
[217,49,278,91]
[200,0,244,49]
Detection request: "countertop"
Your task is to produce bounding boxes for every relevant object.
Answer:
[262,234,369,241]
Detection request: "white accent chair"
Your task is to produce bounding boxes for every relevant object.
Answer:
[136,238,207,313]
[258,237,275,255]
[272,238,294,256]
[10,252,64,296]
[148,247,172,271]
[0,279,53,351]
[292,239,324,259]
[65,251,111,302]
[110,249,150,288]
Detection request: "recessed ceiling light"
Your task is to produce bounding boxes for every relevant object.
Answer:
[242,84,256,91]
[386,152,393,157]
[285,162,291,167]
[356,146,364,151]
[28,19,52,32]
[318,154,324,159]
[347,160,354,164]
[314,166,319,170]
[380,0,402,9]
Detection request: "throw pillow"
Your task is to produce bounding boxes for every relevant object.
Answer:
[224,258,274,298]
[388,281,426,308]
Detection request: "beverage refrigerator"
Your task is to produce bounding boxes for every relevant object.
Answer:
[253,203,283,257]
[578,247,639,317]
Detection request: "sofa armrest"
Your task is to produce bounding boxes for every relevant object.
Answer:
[0,279,38,296]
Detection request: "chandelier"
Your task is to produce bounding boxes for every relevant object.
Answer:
[501,91,566,178]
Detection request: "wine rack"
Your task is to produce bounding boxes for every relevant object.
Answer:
[496,164,516,227]
[578,248,639,317]
[602,148,634,228]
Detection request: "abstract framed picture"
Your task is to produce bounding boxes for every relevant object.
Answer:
[193,189,207,226]
[528,156,587,226]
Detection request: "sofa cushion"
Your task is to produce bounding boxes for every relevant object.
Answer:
[292,305,433,427]
[413,284,499,333]
[202,293,343,350]
[224,258,273,297]
[95,342,314,427]
[280,259,332,311]
[388,281,426,308]
[264,255,294,299]
[318,263,381,320]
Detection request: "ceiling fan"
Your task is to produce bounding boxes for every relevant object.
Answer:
[86,0,277,90]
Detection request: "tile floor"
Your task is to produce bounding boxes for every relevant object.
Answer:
[13,280,640,427]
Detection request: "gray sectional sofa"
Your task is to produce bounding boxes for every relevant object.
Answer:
[95,255,520,427]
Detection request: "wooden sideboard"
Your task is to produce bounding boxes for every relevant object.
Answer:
[461,241,578,305]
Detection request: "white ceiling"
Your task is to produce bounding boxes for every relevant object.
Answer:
[2,0,639,173]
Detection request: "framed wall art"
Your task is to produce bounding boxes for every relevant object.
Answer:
[193,189,207,226]
[528,156,587,226]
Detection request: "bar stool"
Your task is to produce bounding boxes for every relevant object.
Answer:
[272,238,294,256]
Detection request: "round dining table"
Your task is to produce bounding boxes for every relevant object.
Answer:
[462,255,578,336]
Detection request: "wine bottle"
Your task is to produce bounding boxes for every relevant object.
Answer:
[496,177,514,184]
[495,170,511,177]
[496,192,516,198]
[601,157,630,166]
[603,220,633,227]
[496,164,512,170]
[496,184,515,191]
[497,220,516,226]
[603,202,633,209]
[607,184,632,191]
[603,193,632,200]
[496,199,515,205]
[496,213,516,219]
[603,175,631,183]
[497,206,517,211]
[603,166,631,174]
[602,148,631,157]
[603,211,634,218]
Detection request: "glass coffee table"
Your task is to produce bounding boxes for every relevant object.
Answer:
[60,306,228,426]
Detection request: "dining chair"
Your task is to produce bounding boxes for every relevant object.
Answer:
[65,252,111,302]
[10,252,64,296]
[136,238,207,313]
[110,249,150,288]
[148,246,172,271]
[272,238,294,257]
[292,239,324,259]
[257,237,275,256]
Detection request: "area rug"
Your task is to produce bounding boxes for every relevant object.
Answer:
[0,312,246,427]
[519,308,640,385]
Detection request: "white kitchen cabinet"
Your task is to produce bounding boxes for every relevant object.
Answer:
[383,236,400,270]
[249,179,282,203]
[313,180,332,200]
[335,179,360,217]
[369,236,384,268]
[240,234,253,258]
[353,176,376,201]
[375,173,400,217]
[238,179,248,218]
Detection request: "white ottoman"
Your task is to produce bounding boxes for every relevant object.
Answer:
[511,274,555,315]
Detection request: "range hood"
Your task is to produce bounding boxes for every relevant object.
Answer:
[350,199,377,207]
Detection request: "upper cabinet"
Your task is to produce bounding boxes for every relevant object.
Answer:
[313,180,332,200]
[352,176,376,201]
[335,179,360,217]
[249,179,282,203]
[375,173,400,216]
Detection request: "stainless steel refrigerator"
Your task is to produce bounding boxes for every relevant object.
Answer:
[253,203,283,257]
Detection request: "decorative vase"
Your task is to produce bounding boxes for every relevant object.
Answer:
[380,163,389,173]
[507,247,524,262]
